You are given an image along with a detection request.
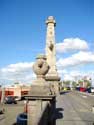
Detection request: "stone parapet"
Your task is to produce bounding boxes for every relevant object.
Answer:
[24,95,56,125]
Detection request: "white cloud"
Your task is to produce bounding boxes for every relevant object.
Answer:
[70,70,81,77]
[63,74,74,81]
[57,69,94,85]
[57,51,94,68]
[0,62,35,85]
[56,38,89,53]
[1,62,34,73]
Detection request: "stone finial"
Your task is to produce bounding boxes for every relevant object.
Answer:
[33,54,50,79]
[46,16,56,26]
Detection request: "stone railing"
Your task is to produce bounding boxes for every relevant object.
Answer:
[24,95,56,125]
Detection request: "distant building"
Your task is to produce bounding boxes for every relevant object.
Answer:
[0,84,30,100]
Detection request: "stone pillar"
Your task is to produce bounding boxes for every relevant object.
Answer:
[45,16,60,93]
[28,100,43,125]
[28,101,37,125]
[24,54,56,125]
[26,97,56,125]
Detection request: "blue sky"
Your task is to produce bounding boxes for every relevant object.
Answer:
[0,0,94,85]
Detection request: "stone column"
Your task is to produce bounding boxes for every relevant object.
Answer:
[45,16,60,93]
[28,100,43,125]
[24,54,56,125]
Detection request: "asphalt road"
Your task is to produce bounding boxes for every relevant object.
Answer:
[0,101,24,125]
[56,91,94,125]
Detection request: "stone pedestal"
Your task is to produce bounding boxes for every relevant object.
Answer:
[24,95,56,125]
[27,99,44,125]
[24,54,56,125]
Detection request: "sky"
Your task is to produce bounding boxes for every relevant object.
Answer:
[0,0,94,86]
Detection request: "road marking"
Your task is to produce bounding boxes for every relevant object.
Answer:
[70,109,89,113]
[79,109,89,112]
[82,95,87,98]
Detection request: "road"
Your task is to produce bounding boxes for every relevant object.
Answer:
[0,101,24,125]
[56,91,94,125]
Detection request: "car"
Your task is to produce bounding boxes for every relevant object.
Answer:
[75,87,80,91]
[80,87,86,92]
[16,113,27,125]
[63,87,67,91]
[86,87,91,93]
[91,87,94,94]
[14,96,21,101]
[67,87,70,90]
[4,96,17,104]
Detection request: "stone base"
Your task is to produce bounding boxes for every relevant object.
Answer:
[28,85,51,96]
[45,79,60,94]
[45,75,60,81]
[45,70,60,81]
[45,75,60,94]
[24,95,56,125]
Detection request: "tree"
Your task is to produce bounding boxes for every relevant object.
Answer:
[84,80,91,87]
[72,81,77,87]
[63,80,70,87]
[78,80,83,87]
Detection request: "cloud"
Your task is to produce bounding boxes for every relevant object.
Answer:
[0,62,35,85]
[63,74,74,81]
[70,70,81,77]
[1,62,34,73]
[57,69,94,85]
[57,51,94,68]
[57,69,68,74]
[56,38,89,53]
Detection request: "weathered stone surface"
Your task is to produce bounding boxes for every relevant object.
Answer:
[24,17,59,125]
[33,54,49,79]
[29,54,51,96]
[28,85,51,96]
[45,16,60,93]
[27,95,56,125]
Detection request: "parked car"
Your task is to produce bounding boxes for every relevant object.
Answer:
[75,87,80,91]
[86,87,91,93]
[80,87,86,92]
[14,96,21,101]
[91,87,94,94]
[16,113,27,125]
[63,87,67,91]
[67,87,71,90]
[4,96,17,104]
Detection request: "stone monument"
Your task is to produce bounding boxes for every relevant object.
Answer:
[45,16,60,93]
[24,54,56,125]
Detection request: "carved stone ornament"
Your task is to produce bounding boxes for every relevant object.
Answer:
[33,54,50,78]
[49,43,54,51]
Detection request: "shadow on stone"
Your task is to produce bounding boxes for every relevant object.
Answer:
[38,103,54,125]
